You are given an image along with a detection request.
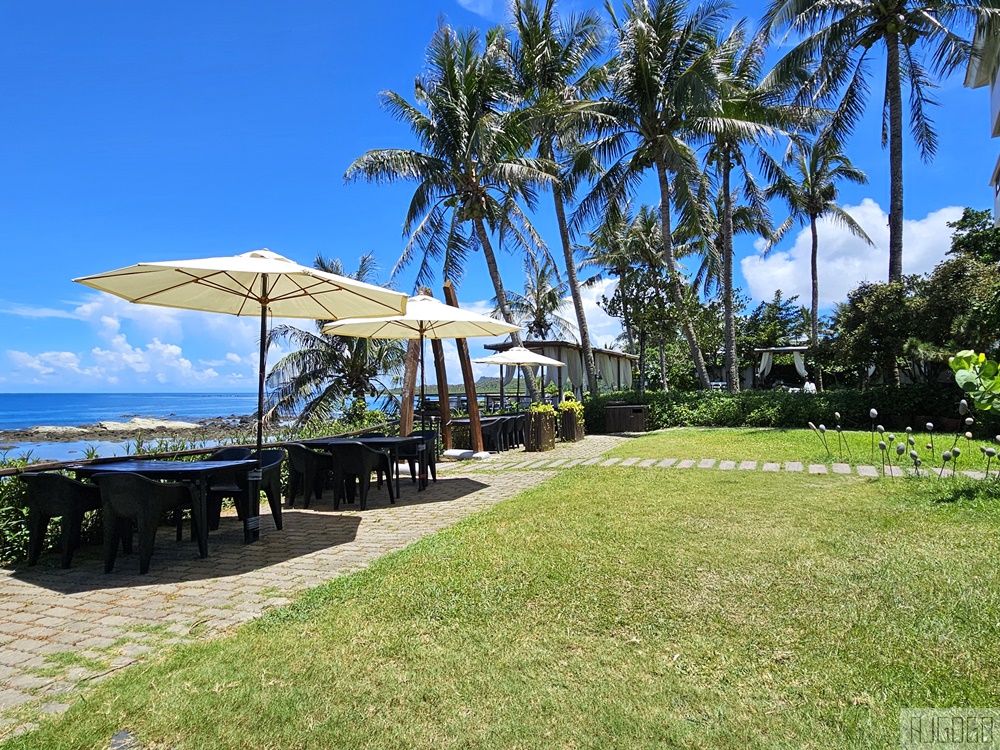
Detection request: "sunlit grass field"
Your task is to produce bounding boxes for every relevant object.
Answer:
[8,447,1000,749]
[607,426,997,469]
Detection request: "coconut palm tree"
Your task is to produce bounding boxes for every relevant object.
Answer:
[507,0,606,395]
[759,0,1000,283]
[578,0,734,390]
[500,254,575,340]
[345,24,552,401]
[703,22,814,391]
[265,254,405,426]
[764,130,873,387]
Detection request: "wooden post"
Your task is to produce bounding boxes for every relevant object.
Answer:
[400,339,419,436]
[443,280,483,453]
[430,337,452,449]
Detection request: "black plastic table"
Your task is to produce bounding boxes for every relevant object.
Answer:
[302,436,428,497]
[71,459,256,557]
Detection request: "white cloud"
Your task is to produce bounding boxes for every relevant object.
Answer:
[456,0,505,19]
[741,199,962,307]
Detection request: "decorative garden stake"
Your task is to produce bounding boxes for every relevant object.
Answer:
[818,424,831,458]
[941,450,952,475]
[869,409,878,460]
[879,441,888,476]
[951,446,961,473]
[985,447,996,479]
[959,399,969,416]
[926,422,935,454]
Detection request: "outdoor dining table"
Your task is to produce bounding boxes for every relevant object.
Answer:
[301,436,429,497]
[70,458,257,558]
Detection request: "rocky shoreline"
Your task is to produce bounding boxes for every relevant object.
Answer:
[0,415,257,447]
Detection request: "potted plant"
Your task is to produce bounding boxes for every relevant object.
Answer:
[525,403,557,452]
[558,398,585,442]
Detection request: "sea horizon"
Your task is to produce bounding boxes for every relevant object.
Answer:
[0,392,259,432]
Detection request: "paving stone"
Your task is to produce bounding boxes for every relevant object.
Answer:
[856,465,879,477]
[884,465,905,478]
[808,464,828,474]
[0,690,32,709]
[638,459,657,468]
[600,458,622,467]
[738,461,756,471]
[546,459,569,468]
[564,459,584,468]
[619,458,640,467]
[581,458,602,466]
[832,463,852,474]
[718,461,736,470]
[963,471,987,479]
[785,462,804,472]
[697,459,716,469]
[37,702,70,715]
[762,463,780,472]
[657,459,677,468]
[675,459,696,469]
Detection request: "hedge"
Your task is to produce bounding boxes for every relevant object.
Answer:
[583,384,996,435]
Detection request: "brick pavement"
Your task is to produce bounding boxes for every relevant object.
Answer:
[0,431,975,738]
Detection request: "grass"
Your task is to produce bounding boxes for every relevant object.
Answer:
[608,426,998,469]
[7,448,1000,749]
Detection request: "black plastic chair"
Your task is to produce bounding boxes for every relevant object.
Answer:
[327,442,393,511]
[207,446,253,462]
[93,472,194,574]
[21,472,104,568]
[403,430,438,485]
[206,449,285,531]
[285,443,334,508]
[481,418,508,452]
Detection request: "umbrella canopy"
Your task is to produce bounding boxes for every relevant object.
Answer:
[473,346,565,368]
[473,347,564,410]
[74,249,407,320]
[322,295,520,428]
[320,294,520,340]
[74,249,409,541]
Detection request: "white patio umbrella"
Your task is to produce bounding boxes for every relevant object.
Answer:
[473,346,565,409]
[74,249,409,539]
[321,294,521,429]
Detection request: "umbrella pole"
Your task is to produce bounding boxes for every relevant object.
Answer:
[500,365,505,412]
[516,368,521,410]
[245,281,266,544]
[420,331,426,433]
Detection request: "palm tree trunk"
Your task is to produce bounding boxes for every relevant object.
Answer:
[638,327,646,394]
[656,160,711,389]
[809,216,823,391]
[721,153,739,392]
[886,35,904,283]
[809,217,819,346]
[474,218,540,403]
[552,185,599,395]
[659,341,668,391]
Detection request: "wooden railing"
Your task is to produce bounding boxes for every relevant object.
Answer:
[0,421,399,479]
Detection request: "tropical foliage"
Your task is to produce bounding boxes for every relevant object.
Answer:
[343,0,991,397]
[265,254,405,426]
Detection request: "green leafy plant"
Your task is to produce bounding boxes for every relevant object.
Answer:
[950,350,1000,411]
[557,400,584,418]
[529,402,556,417]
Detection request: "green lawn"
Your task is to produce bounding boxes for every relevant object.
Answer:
[608,426,996,468]
[7,466,1000,748]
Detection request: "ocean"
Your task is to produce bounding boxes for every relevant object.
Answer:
[0,392,258,432]
[0,393,259,463]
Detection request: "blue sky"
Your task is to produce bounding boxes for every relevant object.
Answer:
[0,0,994,393]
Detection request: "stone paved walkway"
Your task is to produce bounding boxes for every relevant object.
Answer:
[0,432,969,738]
[0,435,626,738]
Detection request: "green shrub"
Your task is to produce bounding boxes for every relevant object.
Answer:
[582,384,994,434]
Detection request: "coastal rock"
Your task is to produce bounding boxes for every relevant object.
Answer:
[98,417,202,432]
[28,426,88,436]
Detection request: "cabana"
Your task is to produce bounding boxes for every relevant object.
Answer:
[483,340,638,399]
[752,345,810,390]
